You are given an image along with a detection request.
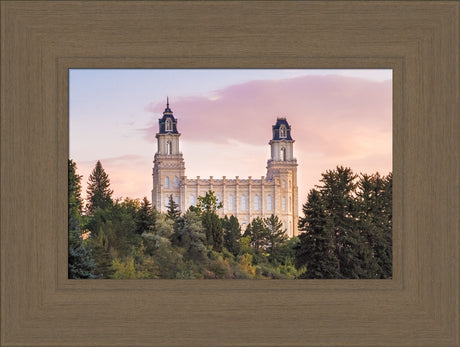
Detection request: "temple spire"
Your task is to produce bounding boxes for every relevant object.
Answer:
[167,96,169,109]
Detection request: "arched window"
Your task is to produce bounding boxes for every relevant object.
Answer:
[282,180,286,188]
[165,197,169,207]
[282,197,286,211]
[280,125,286,138]
[166,141,172,155]
[267,195,272,210]
[217,195,221,206]
[189,195,195,206]
[228,195,234,210]
[165,176,169,188]
[280,147,286,161]
[165,119,172,131]
[241,196,247,210]
[174,177,179,188]
[174,197,179,205]
[254,195,260,210]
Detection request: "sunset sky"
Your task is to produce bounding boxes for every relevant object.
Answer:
[69,69,392,211]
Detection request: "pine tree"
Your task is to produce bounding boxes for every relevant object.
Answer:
[166,194,181,222]
[135,197,157,235]
[319,166,363,278]
[196,191,223,252]
[356,172,392,278]
[295,189,340,278]
[68,159,97,279]
[222,215,241,256]
[246,217,267,252]
[86,160,113,215]
[264,214,288,263]
[175,209,207,262]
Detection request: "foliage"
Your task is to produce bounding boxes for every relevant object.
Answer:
[196,191,223,252]
[295,166,392,279]
[166,194,181,223]
[86,160,113,215]
[264,214,288,263]
[135,197,157,235]
[69,161,392,280]
[222,215,242,256]
[68,160,97,279]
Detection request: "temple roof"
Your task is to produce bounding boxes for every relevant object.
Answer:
[158,97,179,134]
[271,117,293,141]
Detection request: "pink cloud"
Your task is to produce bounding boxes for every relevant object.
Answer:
[142,75,392,160]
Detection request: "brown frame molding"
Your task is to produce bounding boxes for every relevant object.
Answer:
[1,2,459,346]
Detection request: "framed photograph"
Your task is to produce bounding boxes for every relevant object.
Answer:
[68,68,393,280]
[1,2,459,346]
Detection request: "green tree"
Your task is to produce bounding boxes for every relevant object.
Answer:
[196,191,223,252]
[222,215,241,256]
[245,217,267,252]
[296,189,340,278]
[356,172,392,278]
[86,226,114,278]
[295,166,392,279]
[86,160,113,215]
[319,166,365,278]
[68,159,97,279]
[141,214,183,278]
[135,197,157,235]
[264,214,288,263]
[166,194,181,223]
[175,209,207,262]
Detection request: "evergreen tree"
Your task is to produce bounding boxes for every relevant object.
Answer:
[295,189,340,278]
[356,172,392,278]
[166,194,181,223]
[222,215,241,256]
[86,160,113,215]
[68,159,97,279]
[245,217,267,252]
[295,166,392,279]
[135,197,157,235]
[68,229,98,279]
[68,159,84,215]
[196,191,223,252]
[319,166,364,278]
[264,214,288,263]
[175,209,207,262]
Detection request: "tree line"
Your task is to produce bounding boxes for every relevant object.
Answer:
[69,160,392,279]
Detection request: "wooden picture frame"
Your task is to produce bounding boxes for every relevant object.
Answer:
[1,1,459,346]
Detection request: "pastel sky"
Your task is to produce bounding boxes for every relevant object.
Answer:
[69,69,392,211]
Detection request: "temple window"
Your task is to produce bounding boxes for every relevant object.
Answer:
[166,141,172,155]
[280,125,286,138]
[241,196,247,210]
[254,195,260,210]
[280,147,286,161]
[165,119,172,131]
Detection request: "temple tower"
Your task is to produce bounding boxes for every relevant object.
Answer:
[266,118,299,236]
[152,98,185,212]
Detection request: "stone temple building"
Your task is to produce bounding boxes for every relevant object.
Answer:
[151,100,299,237]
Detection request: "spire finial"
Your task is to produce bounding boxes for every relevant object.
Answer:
[167,96,169,108]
